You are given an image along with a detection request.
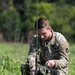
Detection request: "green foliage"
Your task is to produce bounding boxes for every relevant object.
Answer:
[1,5,21,41]
[0,43,29,75]
[68,44,75,75]
[0,56,21,75]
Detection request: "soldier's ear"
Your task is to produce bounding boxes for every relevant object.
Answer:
[48,26,52,32]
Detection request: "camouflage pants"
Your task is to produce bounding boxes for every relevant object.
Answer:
[21,63,30,75]
[20,63,66,75]
[20,63,50,75]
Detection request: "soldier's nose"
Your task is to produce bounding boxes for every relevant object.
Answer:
[41,35,44,39]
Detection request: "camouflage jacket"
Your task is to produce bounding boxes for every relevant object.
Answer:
[27,31,69,75]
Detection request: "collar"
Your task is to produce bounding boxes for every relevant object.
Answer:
[47,31,56,46]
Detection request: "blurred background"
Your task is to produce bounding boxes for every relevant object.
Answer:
[0,0,75,43]
[0,0,75,75]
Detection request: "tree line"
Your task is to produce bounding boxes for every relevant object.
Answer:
[0,0,75,43]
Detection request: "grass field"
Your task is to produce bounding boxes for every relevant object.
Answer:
[0,42,75,75]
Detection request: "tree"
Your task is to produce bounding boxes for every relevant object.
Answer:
[1,5,21,42]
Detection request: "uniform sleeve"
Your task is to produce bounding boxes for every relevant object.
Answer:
[54,33,69,68]
[27,36,38,68]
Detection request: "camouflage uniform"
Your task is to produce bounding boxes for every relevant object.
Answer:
[22,31,69,75]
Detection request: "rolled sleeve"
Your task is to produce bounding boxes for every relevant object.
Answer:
[27,52,36,67]
[54,56,68,68]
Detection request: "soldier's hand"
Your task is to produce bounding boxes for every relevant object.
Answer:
[30,66,36,75]
[31,66,36,71]
[46,60,55,68]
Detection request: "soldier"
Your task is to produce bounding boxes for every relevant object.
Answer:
[21,18,69,75]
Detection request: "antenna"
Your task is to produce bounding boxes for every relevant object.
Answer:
[35,0,38,74]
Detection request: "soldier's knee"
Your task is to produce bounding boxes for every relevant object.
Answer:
[36,70,44,75]
[20,63,30,75]
[21,63,26,70]
[20,63,26,75]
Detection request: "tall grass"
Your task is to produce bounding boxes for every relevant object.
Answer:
[69,44,75,75]
[0,42,29,75]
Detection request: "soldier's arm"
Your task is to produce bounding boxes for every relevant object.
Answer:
[54,33,69,68]
[27,35,38,68]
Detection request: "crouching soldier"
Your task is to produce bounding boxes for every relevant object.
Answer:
[21,18,69,75]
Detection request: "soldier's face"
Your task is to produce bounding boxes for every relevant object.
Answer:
[38,27,52,41]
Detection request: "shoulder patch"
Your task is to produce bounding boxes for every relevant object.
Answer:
[60,41,69,55]
[66,48,69,53]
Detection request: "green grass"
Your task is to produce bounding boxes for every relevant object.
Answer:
[0,42,29,75]
[0,42,75,75]
[0,42,29,62]
[69,44,75,75]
